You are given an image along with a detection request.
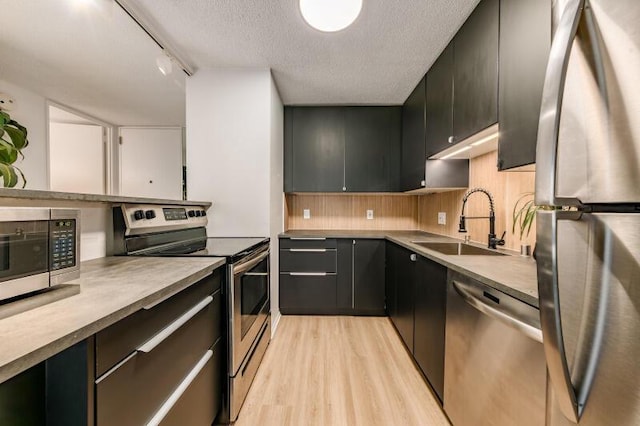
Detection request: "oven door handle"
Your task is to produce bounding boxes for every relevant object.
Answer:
[233,249,269,276]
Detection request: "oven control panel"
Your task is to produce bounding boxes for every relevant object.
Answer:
[119,204,209,235]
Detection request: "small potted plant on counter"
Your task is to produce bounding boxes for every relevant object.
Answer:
[512,192,538,256]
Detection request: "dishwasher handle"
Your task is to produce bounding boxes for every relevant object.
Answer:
[452,280,543,343]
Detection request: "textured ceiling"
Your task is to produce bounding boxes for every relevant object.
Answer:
[133,0,480,105]
[0,0,186,126]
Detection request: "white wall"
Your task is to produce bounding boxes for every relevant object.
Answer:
[186,68,284,334]
[269,76,284,331]
[0,79,48,190]
[186,69,272,237]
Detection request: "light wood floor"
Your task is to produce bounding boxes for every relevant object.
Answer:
[235,316,450,426]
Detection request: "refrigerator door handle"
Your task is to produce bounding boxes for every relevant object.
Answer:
[537,210,583,422]
[535,0,585,207]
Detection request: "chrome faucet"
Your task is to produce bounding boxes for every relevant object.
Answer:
[458,188,505,249]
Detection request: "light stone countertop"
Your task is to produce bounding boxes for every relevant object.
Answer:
[0,256,225,384]
[280,230,538,308]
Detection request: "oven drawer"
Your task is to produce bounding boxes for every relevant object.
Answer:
[95,298,217,426]
[279,249,337,273]
[279,273,337,314]
[95,269,222,376]
[153,339,223,426]
[279,237,337,250]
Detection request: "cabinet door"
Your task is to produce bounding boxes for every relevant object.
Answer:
[401,77,427,191]
[279,273,337,314]
[414,258,447,402]
[395,247,415,352]
[345,107,401,192]
[385,242,400,320]
[290,107,345,192]
[453,0,499,141]
[336,239,353,312]
[498,0,551,170]
[0,364,45,426]
[425,45,454,157]
[353,239,385,314]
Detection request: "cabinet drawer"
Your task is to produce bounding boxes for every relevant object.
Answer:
[95,298,217,426]
[280,249,337,273]
[95,269,222,376]
[155,339,223,426]
[279,237,337,250]
[279,273,337,314]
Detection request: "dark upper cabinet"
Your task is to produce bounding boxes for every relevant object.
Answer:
[423,0,499,158]
[285,107,401,192]
[498,0,551,170]
[401,77,427,191]
[425,45,454,157]
[414,257,447,402]
[453,0,499,142]
[287,107,345,192]
[345,107,402,192]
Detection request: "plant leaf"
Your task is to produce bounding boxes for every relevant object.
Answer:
[3,125,27,150]
[0,138,18,163]
[0,162,19,187]
[8,120,28,148]
[13,165,27,188]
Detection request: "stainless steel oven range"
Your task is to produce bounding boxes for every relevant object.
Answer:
[113,203,270,424]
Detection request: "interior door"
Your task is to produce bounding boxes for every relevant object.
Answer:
[537,210,640,425]
[119,127,183,200]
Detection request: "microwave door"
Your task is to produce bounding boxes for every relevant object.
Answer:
[536,0,640,207]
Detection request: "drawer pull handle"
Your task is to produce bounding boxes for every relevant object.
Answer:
[146,349,213,426]
[289,248,327,253]
[289,272,327,276]
[137,295,213,353]
[244,272,269,276]
[290,237,326,241]
[95,351,137,385]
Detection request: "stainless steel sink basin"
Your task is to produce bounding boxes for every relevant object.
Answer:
[411,241,506,256]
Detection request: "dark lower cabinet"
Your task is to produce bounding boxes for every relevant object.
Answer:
[0,363,45,426]
[386,242,447,403]
[280,238,385,315]
[414,257,447,402]
[498,0,551,170]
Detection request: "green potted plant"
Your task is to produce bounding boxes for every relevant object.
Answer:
[0,103,28,188]
[512,192,538,240]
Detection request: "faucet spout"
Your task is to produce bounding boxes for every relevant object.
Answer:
[459,188,504,249]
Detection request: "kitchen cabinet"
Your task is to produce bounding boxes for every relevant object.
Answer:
[345,107,402,192]
[287,107,345,192]
[425,0,499,157]
[386,242,447,402]
[401,77,427,191]
[0,363,46,426]
[453,0,499,142]
[284,107,402,193]
[425,45,454,157]
[498,0,551,170]
[336,239,386,315]
[280,237,338,314]
[386,243,415,352]
[280,237,385,315]
[414,257,447,402]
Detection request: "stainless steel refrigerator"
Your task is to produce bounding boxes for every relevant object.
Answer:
[535,0,640,425]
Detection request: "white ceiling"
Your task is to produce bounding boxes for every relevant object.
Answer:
[133,0,481,105]
[0,0,186,126]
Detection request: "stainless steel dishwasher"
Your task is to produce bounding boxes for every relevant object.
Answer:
[444,271,546,426]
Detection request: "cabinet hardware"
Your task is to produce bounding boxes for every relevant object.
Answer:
[289,272,327,276]
[137,295,213,353]
[289,248,327,253]
[410,254,417,261]
[448,136,455,144]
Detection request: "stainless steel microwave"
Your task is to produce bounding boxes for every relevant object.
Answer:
[0,208,80,301]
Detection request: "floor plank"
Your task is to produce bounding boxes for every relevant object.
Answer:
[235,316,450,426]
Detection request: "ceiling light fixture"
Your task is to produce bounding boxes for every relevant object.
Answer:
[300,0,363,32]
[156,53,173,76]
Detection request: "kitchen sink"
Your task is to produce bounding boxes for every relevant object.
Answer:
[411,242,506,256]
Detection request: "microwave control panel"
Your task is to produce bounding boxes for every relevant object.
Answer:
[50,219,76,270]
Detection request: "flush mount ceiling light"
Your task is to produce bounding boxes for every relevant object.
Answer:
[300,0,363,32]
